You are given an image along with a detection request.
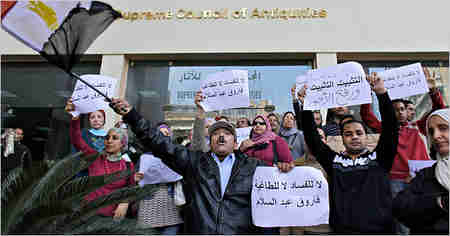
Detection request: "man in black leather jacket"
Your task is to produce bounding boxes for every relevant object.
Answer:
[109,99,294,234]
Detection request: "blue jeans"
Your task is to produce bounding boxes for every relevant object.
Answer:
[391,179,410,235]
[156,224,182,235]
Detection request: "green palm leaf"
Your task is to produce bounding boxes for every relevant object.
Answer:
[70,183,157,226]
[1,162,49,233]
[28,152,99,209]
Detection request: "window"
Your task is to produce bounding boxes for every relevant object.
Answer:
[126,61,312,138]
[1,61,101,160]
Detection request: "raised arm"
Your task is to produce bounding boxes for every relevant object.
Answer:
[291,84,303,130]
[65,99,96,155]
[190,91,208,152]
[416,68,446,136]
[369,73,399,171]
[297,86,336,174]
[111,99,192,176]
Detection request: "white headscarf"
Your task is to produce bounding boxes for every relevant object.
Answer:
[426,108,449,191]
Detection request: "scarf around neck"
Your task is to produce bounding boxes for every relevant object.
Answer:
[426,108,449,191]
[89,128,107,137]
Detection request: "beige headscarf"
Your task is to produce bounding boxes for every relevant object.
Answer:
[426,108,449,191]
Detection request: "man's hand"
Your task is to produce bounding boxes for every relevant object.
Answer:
[297,84,307,104]
[424,67,438,91]
[239,139,255,152]
[194,91,205,114]
[291,84,297,102]
[134,172,144,182]
[276,161,295,173]
[367,72,387,95]
[109,98,132,116]
[113,203,129,219]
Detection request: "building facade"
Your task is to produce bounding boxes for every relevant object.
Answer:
[1,0,449,160]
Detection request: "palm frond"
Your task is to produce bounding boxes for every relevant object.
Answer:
[1,162,49,233]
[57,167,135,209]
[71,183,157,226]
[28,152,99,209]
[11,204,72,234]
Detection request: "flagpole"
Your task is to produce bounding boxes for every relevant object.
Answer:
[68,71,127,113]
[69,72,112,102]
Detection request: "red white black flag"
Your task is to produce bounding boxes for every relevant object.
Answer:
[1,1,121,72]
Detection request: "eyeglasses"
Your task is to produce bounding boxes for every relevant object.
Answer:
[253,121,266,126]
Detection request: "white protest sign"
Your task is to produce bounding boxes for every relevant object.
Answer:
[252,167,329,227]
[377,63,429,100]
[304,62,372,111]
[70,74,117,117]
[408,160,436,178]
[138,154,183,186]
[295,75,308,98]
[199,70,250,112]
[236,127,252,147]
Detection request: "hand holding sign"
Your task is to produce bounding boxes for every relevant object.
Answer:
[367,72,387,95]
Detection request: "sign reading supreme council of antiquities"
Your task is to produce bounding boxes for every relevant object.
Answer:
[252,167,329,227]
[119,8,328,21]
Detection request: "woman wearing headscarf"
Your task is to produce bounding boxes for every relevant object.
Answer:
[279,111,307,161]
[393,108,449,234]
[66,100,136,228]
[67,98,108,177]
[240,115,294,167]
[134,123,184,235]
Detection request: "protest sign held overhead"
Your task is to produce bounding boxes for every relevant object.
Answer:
[70,74,117,117]
[252,167,329,227]
[303,62,372,110]
[376,63,429,100]
[199,70,250,112]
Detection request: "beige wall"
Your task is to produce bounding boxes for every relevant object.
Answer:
[1,0,449,55]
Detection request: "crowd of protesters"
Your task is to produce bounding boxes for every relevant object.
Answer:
[1,67,448,235]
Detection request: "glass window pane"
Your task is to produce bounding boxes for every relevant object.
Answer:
[1,61,101,161]
[126,62,312,140]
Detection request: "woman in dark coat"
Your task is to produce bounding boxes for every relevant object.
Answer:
[393,108,449,234]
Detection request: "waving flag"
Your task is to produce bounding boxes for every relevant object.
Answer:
[1,1,121,72]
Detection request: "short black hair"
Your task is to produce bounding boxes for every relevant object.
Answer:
[392,99,407,107]
[340,119,368,135]
[403,100,414,106]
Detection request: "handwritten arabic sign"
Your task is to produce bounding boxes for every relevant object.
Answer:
[304,62,372,110]
[252,167,329,227]
[377,63,429,100]
[199,70,250,112]
[70,74,117,117]
[295,75,308,98]
[408,160,436,178]
[236,127,252,147]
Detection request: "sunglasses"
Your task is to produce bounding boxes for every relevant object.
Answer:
[253,121,266,126]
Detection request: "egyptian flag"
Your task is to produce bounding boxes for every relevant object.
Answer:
[1,1,121,72]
